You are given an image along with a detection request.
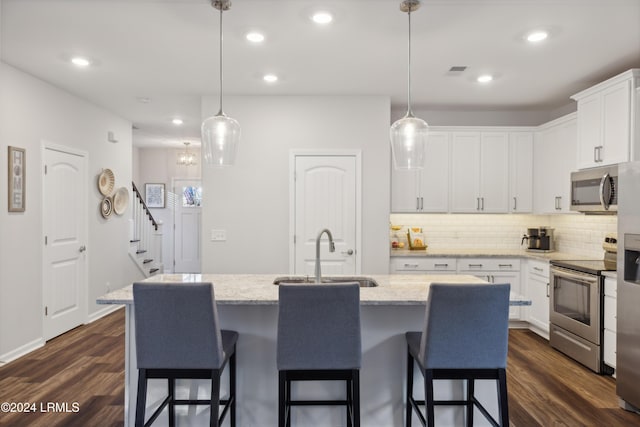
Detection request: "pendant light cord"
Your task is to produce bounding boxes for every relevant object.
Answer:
[217,6,224,116]
[406,7,414,118]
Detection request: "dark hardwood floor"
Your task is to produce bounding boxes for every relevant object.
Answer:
[1,308,639,426]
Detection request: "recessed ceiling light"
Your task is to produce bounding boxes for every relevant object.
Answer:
[477,74,493,83]
[172,118,183,125]
[527,31,548,43]
[136,97,151,104]
[263,74,278,83]
[246,32,265,43]
[71,57,91,67]
[312,11,333,24]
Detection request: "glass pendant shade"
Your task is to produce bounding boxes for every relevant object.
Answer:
[390,113,428,169]
[177,142,197,166]
[201,113,240,166]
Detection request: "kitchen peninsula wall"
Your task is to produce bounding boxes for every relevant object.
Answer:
[390,213,616,258]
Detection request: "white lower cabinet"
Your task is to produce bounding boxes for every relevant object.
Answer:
[603,276,617,373]
[390,257,457,273]
[525,260,550,339]
[457,258,522,320]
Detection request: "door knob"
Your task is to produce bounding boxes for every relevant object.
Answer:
[342,249,354,256]
[79,245,87,253]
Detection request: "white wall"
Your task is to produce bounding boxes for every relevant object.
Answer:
[200,95,391,274]
[0,62,142,361]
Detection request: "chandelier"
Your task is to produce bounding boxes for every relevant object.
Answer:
[177,142,197,166]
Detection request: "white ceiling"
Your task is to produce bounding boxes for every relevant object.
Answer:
[2,0,639,148]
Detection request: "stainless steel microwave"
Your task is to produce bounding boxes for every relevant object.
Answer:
[570,165,618,213]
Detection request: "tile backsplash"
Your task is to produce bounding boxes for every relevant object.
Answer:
[390,214,617,258]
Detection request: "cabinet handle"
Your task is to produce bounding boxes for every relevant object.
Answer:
[533,267,543,272]
[555,196,562,210]
[594,146,598,163]
[546,282,550,298]
[513,197,517,211]
[420,197,424,211]
[476,197,480,211]
[469,263,483,268]
[481,197,485,211]
[498,264,512,268]
[596,146,604,162]
[434,263,449,267]
[404,263,419,268]
[416,197,420,211]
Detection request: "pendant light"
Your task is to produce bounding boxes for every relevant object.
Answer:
[390,0,428,170]
[201,0,240,166]
[177,142,197,166]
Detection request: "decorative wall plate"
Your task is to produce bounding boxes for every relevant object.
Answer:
[98,169,115,196]
[101,196,113,218]
[113,187,129,215]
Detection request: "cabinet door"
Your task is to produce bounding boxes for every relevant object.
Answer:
[391,168,420,212]
[576,95,602,169]
[526,269,550,338]
[533,118,577,213]
[450,132,481,212]
[419,132,450,212]
[480,132,509,213]
[509,132,533,213]
[490,271,522,320]
[602,80,631,165]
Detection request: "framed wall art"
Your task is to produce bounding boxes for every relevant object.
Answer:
[145,183,165,208]
[8,146,26,212]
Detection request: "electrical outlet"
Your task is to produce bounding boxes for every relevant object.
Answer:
[211,229,227,241]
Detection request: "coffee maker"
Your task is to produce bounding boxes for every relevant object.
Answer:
[521,227,555,252]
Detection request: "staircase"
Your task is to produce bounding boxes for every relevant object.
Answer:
[130,182,164,278]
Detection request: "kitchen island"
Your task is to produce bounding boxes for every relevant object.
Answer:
[98,274,531,427]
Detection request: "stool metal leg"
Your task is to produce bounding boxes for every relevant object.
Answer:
[168,377,175,427]
[210,371,220,427]
[406,350,414,427]
[425,370,435,427]
[346,377,352,427]
[497,368,509,427]
[352,370,360,427]
[230,350,236,427]
[466,378,474,427]
[135,369,148,427]
[278,371,286,427]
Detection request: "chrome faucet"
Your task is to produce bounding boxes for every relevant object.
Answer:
[315,228,335,283]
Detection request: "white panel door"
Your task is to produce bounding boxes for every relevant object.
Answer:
[294,155,357,276]
[174,179,201,273]
[43,146,87,340]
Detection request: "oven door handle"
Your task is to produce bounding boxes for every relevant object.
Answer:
[599,173,613,210]
[551,267,598,284]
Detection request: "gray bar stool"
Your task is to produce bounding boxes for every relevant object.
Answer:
[405,283,510,427]
[277,283,361,427]
[133,282,238,427]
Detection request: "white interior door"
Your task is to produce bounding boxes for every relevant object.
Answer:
[173,179,202,273]
[43,145,87,340]
[293,154,359,276]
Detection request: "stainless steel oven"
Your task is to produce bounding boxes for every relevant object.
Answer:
[549,260,613,374]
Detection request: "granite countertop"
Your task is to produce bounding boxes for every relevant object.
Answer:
[97,273,531,307]
[389,248,596,262]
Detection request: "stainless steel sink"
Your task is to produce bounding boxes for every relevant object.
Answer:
[273,276,378,288]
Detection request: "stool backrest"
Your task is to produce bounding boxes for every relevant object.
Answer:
[133,282,224,369]
[419,283,510,370]
[277,283,361,371]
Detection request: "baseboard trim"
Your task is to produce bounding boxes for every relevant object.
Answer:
[0,337,45,365]
[87,304,123,323]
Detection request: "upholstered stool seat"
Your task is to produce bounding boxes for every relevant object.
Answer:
[133,282,237,427]
[405,283,510,427]
[277,283,361,427]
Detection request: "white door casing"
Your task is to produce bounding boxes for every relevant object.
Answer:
[42,143,88,341]
[173,179,202,273]
[290,152,361,276]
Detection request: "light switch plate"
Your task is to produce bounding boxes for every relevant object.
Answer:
[211,229,226,241]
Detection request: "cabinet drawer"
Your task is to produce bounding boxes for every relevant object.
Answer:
[604,294,617,332]
[604,329,617,368]
[391,257,457,272]
[527,260,549,278]
[458,258,520,272]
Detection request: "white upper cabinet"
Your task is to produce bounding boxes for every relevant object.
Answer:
[572,69,639,169]
[533,114,577,213]
[391,131,450,212]
[509,132,534,213]
[451,131,509,213]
